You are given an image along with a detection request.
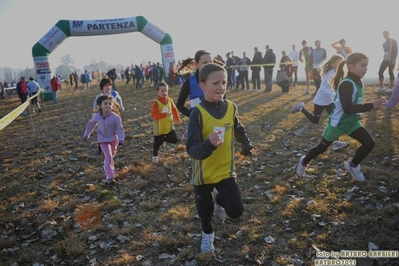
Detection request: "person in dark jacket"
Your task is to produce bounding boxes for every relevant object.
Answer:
[263,45,276,92]
[106,68,118,91]
[251,47,263,91]
[73,72,78,90]
[134,65,143,89]
[124,66,131,86]
[16,77,28,104]
[225,52,235,89]
[16,77,28,115]
[152,63,164,87]
[278,50,292,93]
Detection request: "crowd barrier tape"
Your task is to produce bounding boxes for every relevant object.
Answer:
[0,91,40,131]
[178,62,298,74]
[4,86,17,91]
[179,62,294,75]
[225,62,294,69]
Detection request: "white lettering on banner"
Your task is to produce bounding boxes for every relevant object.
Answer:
[142,22,166,43]
[70,17,138,36]
[38,26,68,53]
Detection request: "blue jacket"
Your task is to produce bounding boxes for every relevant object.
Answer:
[383,38,398,62]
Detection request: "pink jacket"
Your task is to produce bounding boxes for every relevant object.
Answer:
[83,111,125,144]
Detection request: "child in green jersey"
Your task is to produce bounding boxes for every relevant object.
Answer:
[295,53,386,182]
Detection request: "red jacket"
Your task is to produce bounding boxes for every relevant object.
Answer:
[16,81,27,95]
[50,78,60,92]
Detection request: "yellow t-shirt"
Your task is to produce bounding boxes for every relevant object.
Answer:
[192,101,236,185]
[153,98,174,136]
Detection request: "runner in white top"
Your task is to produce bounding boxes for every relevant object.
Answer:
[291,54,350,151]
[289,44,299,86]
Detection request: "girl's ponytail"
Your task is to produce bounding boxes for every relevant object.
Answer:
[177,58,195,75]
[332,60,346,92]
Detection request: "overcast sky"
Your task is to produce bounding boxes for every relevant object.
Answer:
[0,0,398,79]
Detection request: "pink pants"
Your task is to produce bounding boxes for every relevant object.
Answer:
[99,140,118,179]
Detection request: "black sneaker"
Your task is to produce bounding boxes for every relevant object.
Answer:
[103,179,117,185]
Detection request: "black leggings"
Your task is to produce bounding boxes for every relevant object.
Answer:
[302,126,375,166]
[153,130,178,156]
[378,60,395,81]
[302,103,333,124]
[291,66,298,84]
[302,103,342,142]
[312,68,322,91]
[194,178,243,233]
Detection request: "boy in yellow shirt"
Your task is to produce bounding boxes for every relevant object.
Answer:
[186,63,253,253]
[151,81,182,163]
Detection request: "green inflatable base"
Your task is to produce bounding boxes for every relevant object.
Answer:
[40,92,52,101]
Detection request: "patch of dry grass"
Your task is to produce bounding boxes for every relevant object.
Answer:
[1,80,399,265]
[74,203,103,230]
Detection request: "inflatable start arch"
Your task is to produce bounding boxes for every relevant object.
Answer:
[32,16,175,91]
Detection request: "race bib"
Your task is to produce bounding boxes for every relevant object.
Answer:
[189,97,201,108]
[213,126,225,140]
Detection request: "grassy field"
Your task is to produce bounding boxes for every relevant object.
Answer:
[0,80,398,265]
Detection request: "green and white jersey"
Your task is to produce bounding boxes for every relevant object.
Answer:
[329,77,363,131]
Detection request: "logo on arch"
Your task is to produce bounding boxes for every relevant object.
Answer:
[72,21,84,29]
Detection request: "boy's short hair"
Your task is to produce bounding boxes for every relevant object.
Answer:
[156,81,168,91]
[199,63,226,83]
[99,77,112,90]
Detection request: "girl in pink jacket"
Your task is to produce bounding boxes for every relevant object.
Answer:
[83,95,125,184]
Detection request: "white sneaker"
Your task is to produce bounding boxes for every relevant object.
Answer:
[333,141,350,151]
[377,87,385,93]
[201,231,215,253]
[295,156,307,177]
[387,88,393,93]
[344,161,365,182]
[291,102,305,113]
[152,156,158,163]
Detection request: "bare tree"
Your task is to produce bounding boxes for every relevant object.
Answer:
[60,54,74,68]
[4,67,14,82]
[90,54,97,66]
[19,66,35,80]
